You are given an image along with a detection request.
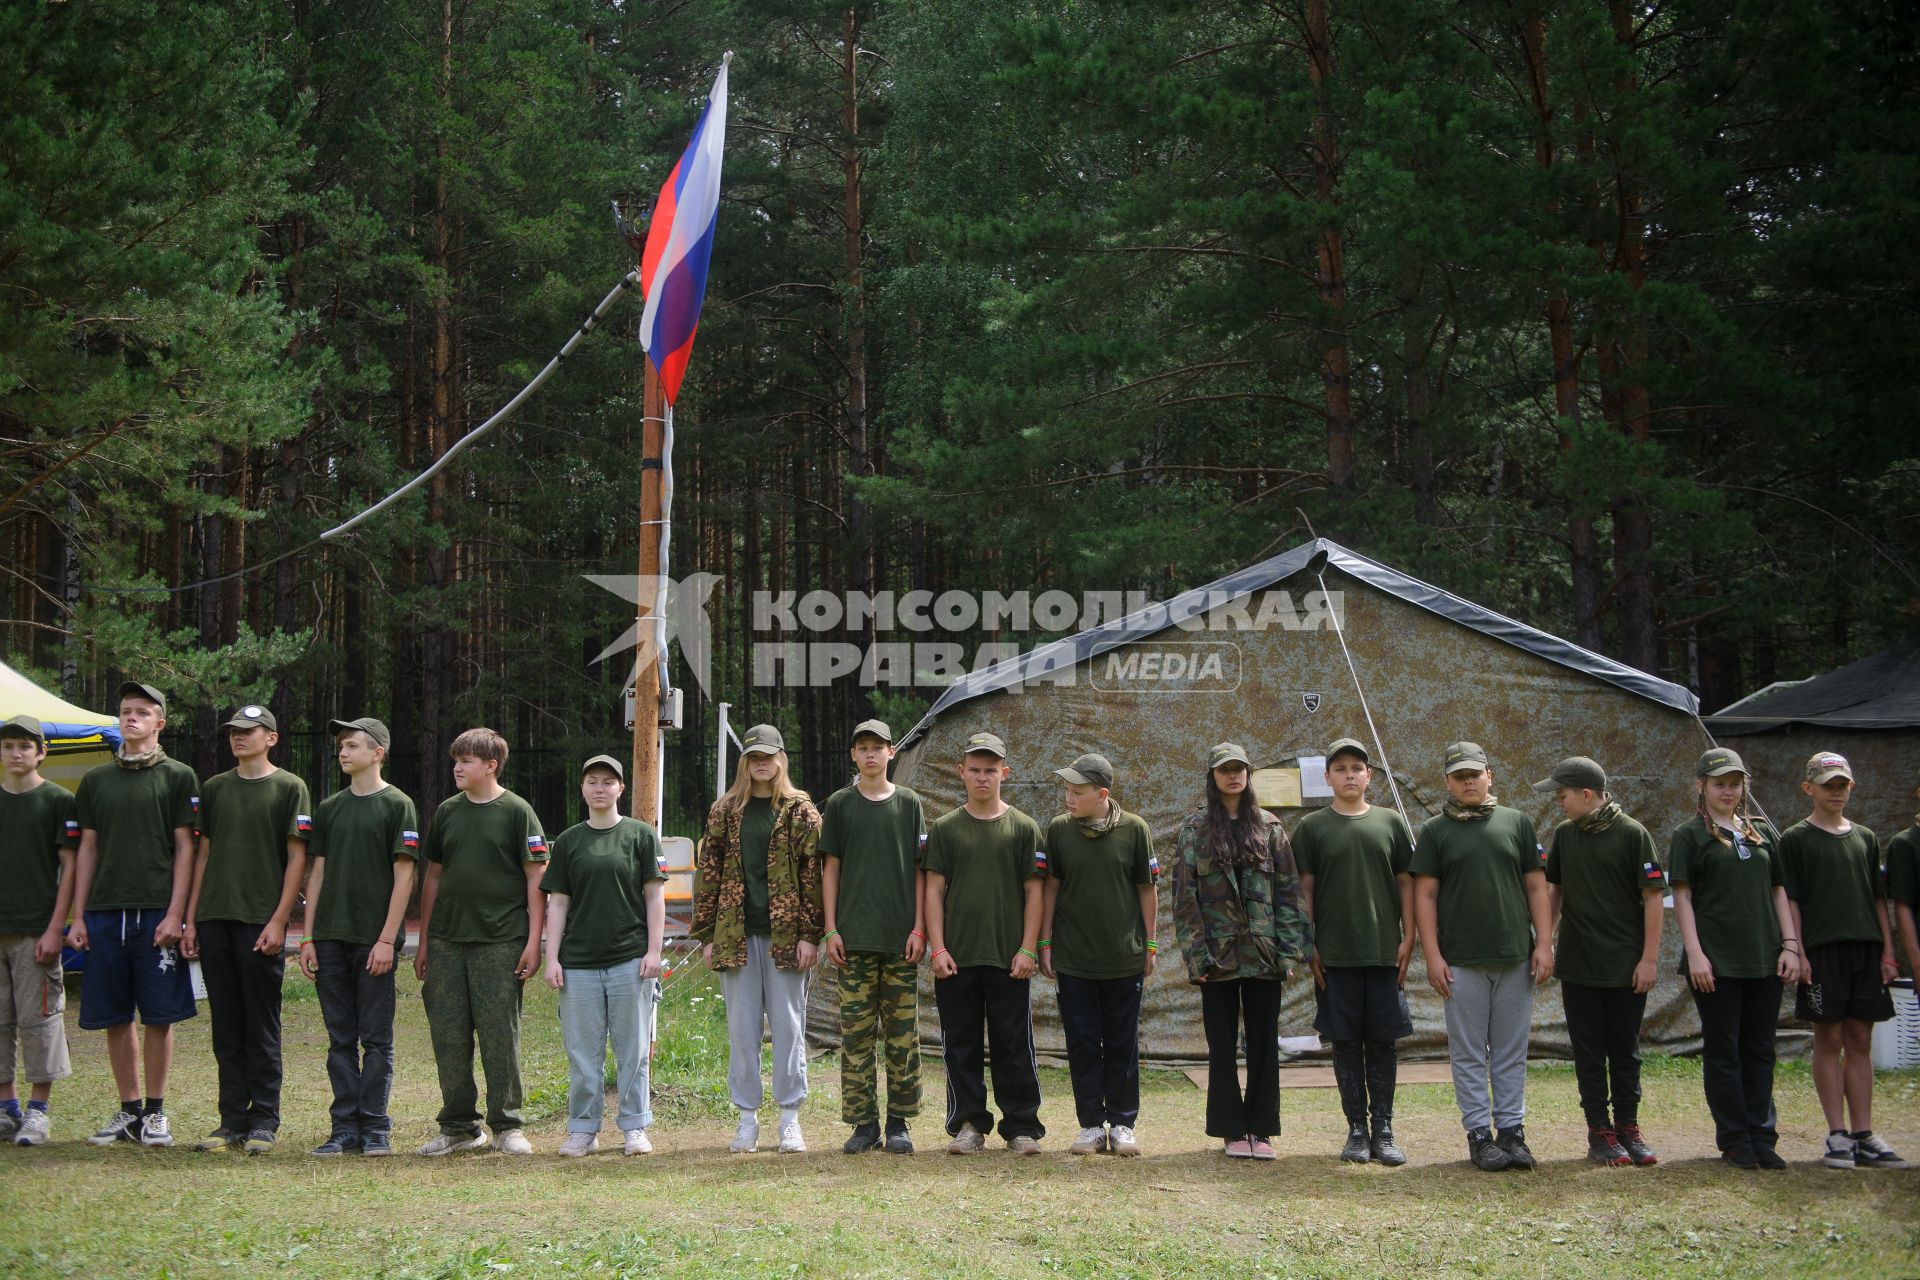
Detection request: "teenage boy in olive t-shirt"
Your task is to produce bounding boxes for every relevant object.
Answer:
[1779,752,1906,1171]
[297,716,418,1157]
[1412,741,1553,1174]
[69,681,199,1149]
[1536,756,1664,1168]
[414,727,547,1157]
[0,715,78,1147]
[820,719,927,1156]
[1038,752,1156,1159]
[184,704,311,1154]
[1295,737,1415,1167]
[924,731,1046,1155]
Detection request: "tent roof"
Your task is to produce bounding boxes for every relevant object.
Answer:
[1705,639,1920,733]
[0,659,114,727]
[898,538,1698,751]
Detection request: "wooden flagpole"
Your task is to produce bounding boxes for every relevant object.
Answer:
[632,358,665,825]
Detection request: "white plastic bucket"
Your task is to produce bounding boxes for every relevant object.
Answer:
[1871,978,1919,1070]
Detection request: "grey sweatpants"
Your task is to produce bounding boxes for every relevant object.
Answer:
[720,934,809,1112]
[1441,960,1533,1133]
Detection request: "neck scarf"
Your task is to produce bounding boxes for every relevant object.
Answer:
[115,743,168,771]
[1576,799,1622,834]
[1444,796,1498,822]
[1076,799,1122,838]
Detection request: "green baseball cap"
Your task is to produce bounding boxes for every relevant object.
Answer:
[223,703,277,732]
[1532,756,1608,794]
[851,719,893,745]
[963,731,1007,759]
[1804,751,1853,785]
[1055,753,1114,788]
[1696,748,1747,778]
[581,753,625,779]
[1326,737,1370,765]
[329,716,392,750]
[118,681,166,712]
[0,714,46,743]
[1208,742,1252,770]
[741,724,785,756]
[1443,741,1489,774]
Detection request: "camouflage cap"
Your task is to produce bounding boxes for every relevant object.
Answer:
[1696,747,1747,778]
[741,724,785,756]
[117,681,166,712]
[1055,753,1114,789]
[963,730,1007,759]
[1804,751,1853,785]
[329,716,392,750]
[850,718,893,745]
[581,753,625,779]
[1326,737,1370,765]
[223,703,277,732]
[1208,742,1252,770]
[1532,756,1607,795]
[1443,741,1489,774]
[0,713,46,743]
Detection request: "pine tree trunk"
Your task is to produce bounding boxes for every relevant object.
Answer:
[1305,0,1353,490]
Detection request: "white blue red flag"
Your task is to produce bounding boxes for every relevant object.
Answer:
[639,55,730,405]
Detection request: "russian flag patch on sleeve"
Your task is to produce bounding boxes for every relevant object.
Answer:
[401,830,420,850]
[1033,847,1049,873]
[64,818,80,838]
[296,814,313,835]
[1537,843,1548,866]
[1643,861,1665,883]
[527,833,549,856]
[1148,853,1162,879]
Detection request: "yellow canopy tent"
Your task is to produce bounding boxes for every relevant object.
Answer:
[0,659,118,792]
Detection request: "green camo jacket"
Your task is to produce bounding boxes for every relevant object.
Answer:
[691,792,823,970]
[1170,806,1311,983]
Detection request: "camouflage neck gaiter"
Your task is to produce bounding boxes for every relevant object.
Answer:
[1443,797,1498,822]
[115,744,168,771]
[1576,800,1622,834]
[1076,799,1121,838]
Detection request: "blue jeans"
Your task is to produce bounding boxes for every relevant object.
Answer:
[558,958,657,1133]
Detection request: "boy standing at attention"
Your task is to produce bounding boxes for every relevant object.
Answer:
[820,719,927,1156]
[1294,737,1415,1166]
[1779,752,1907,1170]
[1889,774,1920,990]
[0,715,78,1146]
[1039,752,1158,1158]
[924,731,1047,1155]
[415,727,548,1157]
[297,716,419,1157]
[1536,756,1664,1167]
[184,704,311,1154]
[68,682,199,1148]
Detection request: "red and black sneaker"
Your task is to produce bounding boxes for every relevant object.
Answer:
[1587,1126,1630,1166]
[1616,1123,1658,1166]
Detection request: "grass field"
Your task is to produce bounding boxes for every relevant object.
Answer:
[2,961,1916,1280]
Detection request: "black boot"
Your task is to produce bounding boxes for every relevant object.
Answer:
[884,1115,914,1155]
[1369,1121,1406,1167]
[1468,1128,1511,1172]
[1330,1040,1369,1141]
[1496,1125,1536,1170]
[842,1122,882,1154]
[1340,1121,1371,1163]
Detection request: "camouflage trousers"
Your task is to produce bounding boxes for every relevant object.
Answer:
[422,939,525,1136]
[838,951,921,1124]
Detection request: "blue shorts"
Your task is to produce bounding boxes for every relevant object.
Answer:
[78,910,198,1030]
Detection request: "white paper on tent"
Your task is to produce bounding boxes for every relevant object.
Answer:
[1298,755,1333,798]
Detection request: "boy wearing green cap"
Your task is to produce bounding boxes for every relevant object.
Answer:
[1412,741,1553,1173]
[924,731,1047,1155]
[1779,751,1906,1170]
[820,719,926,1155]
[184,704,311,1154]
[1294,737,1414,1165]
[297,717,418,1156]
[1039,751,1158,1157]
[1536,756,1664,1167]
[0,715,78,1146]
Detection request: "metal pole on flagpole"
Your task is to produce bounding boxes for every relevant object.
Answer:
[632,361,665,826]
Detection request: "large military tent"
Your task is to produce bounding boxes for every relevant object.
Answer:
[805,539,1753,1061]
[1704,641,1920,845]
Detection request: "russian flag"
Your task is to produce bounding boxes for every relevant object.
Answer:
[639,55,730,406]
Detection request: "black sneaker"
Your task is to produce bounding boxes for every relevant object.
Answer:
[1587,1125,1630,1166]
[312,1135,359,1157]
[1495,1126,1536,1170]
[1339,1122,1371,1163]
[1852,1132,1909,1170]
[1369,1124,1406,1167]
[1722,1144,1760,1169]
[1823,1131,1857,1170]
[884,1116,914,1155]
[362,1133,393,1158]
[193,1126,244,1153]
[842,1122,882,1154]
[1468,1128,1511,1172]
[1616,1123,1657,1167]
[1753,1144,1786,1171]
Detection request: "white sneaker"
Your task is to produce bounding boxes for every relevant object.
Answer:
[1069,1126,1108,1155]
[557,1132,598,1158]
[417,1129,491,1156]
[88,1108,141,1146]
[1110,1125,1141,1157]
[624,1128,652,1156]
[14,1110,50,1146]
[778,1118,806,1154]
[497,1128,534,1155]
[138,1112,174,1147]
[730,1114,759,1153]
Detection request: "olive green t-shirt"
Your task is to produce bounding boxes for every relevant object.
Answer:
[0,781,79,932]
[74,757,200,911]
[423,789,547,945]
[819,784,925,955]
[1410,806,1543,968]
[1668,818,1782,978]
[1292,805,1413,969]
[541,817,665,970]
[1778,820,1885,948]
[1042,806,1156,981]
[196,768,312,924]
[741,796,775,937]
[924,805,1045,971]
[310,784,420,945]
[1888,826,1920,914]
[1545,813,1664,988]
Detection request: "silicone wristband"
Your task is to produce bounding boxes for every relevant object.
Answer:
[821,930,840,942]
[1145,941,1159,953]
[1018,947,1039,962]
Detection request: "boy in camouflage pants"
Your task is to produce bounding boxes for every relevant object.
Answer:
[821,720,927,1154]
